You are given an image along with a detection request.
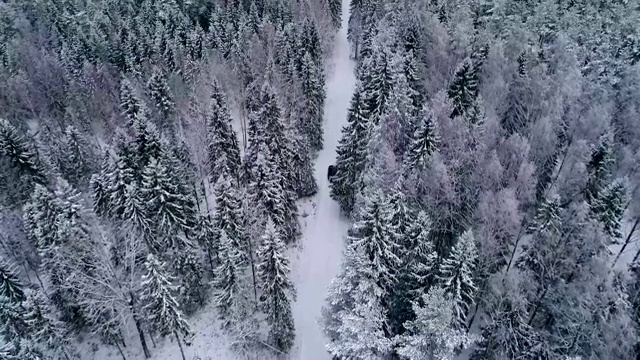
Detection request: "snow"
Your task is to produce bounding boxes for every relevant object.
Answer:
[290,0,356,358]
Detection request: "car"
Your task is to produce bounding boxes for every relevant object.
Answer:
[328,164,337,181]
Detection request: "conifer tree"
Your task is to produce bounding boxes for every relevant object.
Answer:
[213,171,248,261]
[299,50,325,151]
[147,66,174,120]
[363,44,393,121]
[0,258,25,303]
[213,231,249,325]
[141,157,195,250]
[173,246,208,314]
[287,124,318,198]
[22,288,75,359]
[330,86,372,213]
[0,295,28,341]
[140,254,192,360]
[447,58,480,120]
[89,154,112,217]
[437,229,478,329]
[0,119,47,207]
[328,0,343,28]
[349,190,401,296]
[322,244,391,359]
[207,82,242,182]
[119,78,142,125]
[405,107,439,170]
[395,287,480,360]
[256,219,296,352]
[57,125,96,187]
[389,210,438,335]
[595,179,626,240]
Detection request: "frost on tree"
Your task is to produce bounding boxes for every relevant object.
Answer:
[395,287,480,360]
[207,81,242,182]
[140,254,192,360]
[0,258,25,303]
[436,229,478,329]
[322,245,391,359]
[330,86,372,214]
[256,219,296,353]
[213,231,250,326]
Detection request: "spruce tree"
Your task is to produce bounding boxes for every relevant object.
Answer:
[119,78,142,125]
[172,246,208,314]
[140,254,192,360]
[299,50,325,151]
[0,295,28,341]
[349,190,401,296]
[0,258,25,303]
[287,127,318,198]
[330,86,372,214]
[141,157,194,250]
[0,119,47,207]
[363,44,394,121]
[328,0,343,28]
[213,231,249,325]
[388,210,438,335]
[395,287,480,359]
[594,179,626,240]
[256,219,296,352]
[57,125,96,187]
[23,288,75,359]
[405,107,439,170]
[213,171,248,261]
[437,230,478,329]
[322,244,391,359]
[207,82,242,182]
[147,66,174,120]
[447,58,480,120]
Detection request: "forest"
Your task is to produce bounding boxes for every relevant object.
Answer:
[0,0,640,359]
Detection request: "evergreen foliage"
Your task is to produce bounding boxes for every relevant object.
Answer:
[256,219,296,352]
[0,259,25,303]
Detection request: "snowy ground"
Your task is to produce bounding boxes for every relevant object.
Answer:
[290,1,356,359]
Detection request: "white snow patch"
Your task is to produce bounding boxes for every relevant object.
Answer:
[290,0,356,358]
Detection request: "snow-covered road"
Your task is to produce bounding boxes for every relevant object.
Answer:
[291,1,355,359]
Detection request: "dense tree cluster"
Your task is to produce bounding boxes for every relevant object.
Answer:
[324,0,640,359]
[0,0,340,358]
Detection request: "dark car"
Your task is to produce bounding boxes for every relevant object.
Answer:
[328,165,337,181]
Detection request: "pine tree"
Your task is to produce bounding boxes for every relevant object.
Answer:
[0,258,25,303]
[363,43,394,121]
[147,66,174,120]
[122,183,153,245]
[213,231,249,325]
[405,107,439,170]
[447,58,480,120]
[436,229,478,329]
[140,254,192,360]
[395,287,480,360]
[330,86,372,213]
[207,82,242,182]
[89,153,112,217]
[256,219,296,352]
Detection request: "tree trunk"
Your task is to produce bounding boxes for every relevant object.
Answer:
[174,331,187,360]
[202,179,212,219]
[613,217,639,268]
[129,292,151,358]
[115,342,127,360]
[528,286,549,326]
[504,219,526,279]
[246,236,258,305]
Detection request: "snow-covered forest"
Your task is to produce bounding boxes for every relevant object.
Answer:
[1,0,640,359]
